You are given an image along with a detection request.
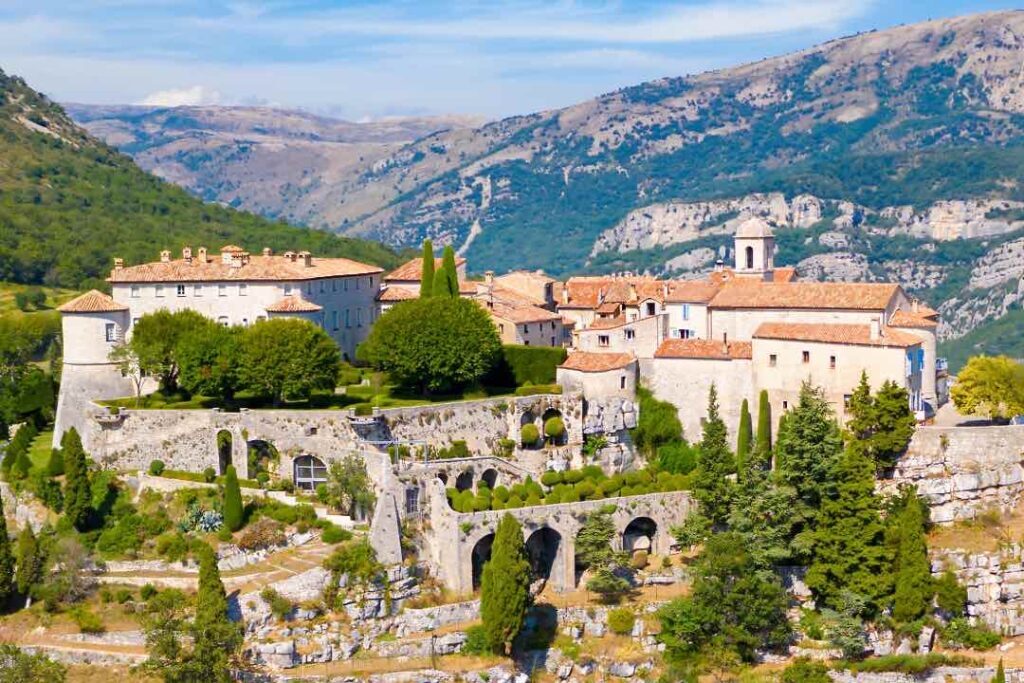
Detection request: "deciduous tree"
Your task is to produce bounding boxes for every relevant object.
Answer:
[129,309,214,394]
[324,454,376,518]
[951,355,1024,422]
[176,324,242,400]
[481,513,531,655]
[237,318,340,405]
[0,644,66,682]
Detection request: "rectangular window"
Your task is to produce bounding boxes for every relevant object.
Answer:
[769,354,777,367]
[104,323,116,342]
[646,302,656,316]
[320,281,325,293]
[238,284,247,296]
[332,280,337,292]
[522,324,529,334]
[130,285,140,298]
[620,376,627,390]
[155,285,164,298]
[830,355,837,369]
[499,323,505,334]
[284,284,292,296]
[598,335,610,347]
[218,284,227,297]
[345,309,351,327]
[783,400,789,410]
[331,311,338,330]
[625,329,636,340]
[306,282,312,295]
[344,279,349,292]
[194,284,203,297]
[176,284,186,297]
[844,394,853,407]
[682,304,690,321]
[802,350,810,364]
[355,278,361,290]
[368,276,374,289]
[551,322,555,330]
[357,309,363,327]
[551,337,556,345]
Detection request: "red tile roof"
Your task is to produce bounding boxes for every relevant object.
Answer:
[588,315,628,330]
[663,280,722,303]
[385,256,467,282]
[485,300,562,324]
[559,352,635,373]
[264,296,323,313]
[889,310,939,329]
[376,286,417,303]
[753,322,922,348]
[710,281,900,311]
[109,250,382,283]
[655,339,753,360]
[58,290,129,313]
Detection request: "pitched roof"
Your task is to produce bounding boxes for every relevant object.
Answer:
[753,322,922,348]
[772,267,797,283]
[735,216,775,238]
[109,250,383,283]
[559,352,635,373]
[709,281,900,311]
[486,300,562,324]
[559,276,665,309]
[588,315,628,330]
[385,256,467,282]
[663,280,722,303]
[655,339,753,360]
[888,310,939,329]
[376,286,417,303]
[264,296,323,313]
[58,290,129,313]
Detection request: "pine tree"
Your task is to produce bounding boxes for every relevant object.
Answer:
[871,380,916,470]
[61,428,91,531]
[222,465,243,532]
[0,495,13,607]
[774,383,843,518]
[845,372,875,441]
[191,543,242,681]
[432,245,459,299]
[805,443,892,613]
[736,399,752,479]
[419,239,435,298]
[892,491,932,622]
[14,525,40,602]
[994,658,1005,683]
[11,449,31,480]
[481,513,531,655]
[693,385,735,526]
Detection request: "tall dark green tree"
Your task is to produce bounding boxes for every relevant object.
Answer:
[0,494,13,606]
[480,513,531,655]
[774,383,843,520]
[891,490,932,622]
[222,466,243,532]
[871,380,916,469]
[60,428,91,531]
[692,385,734,526]
[432,245,460,299]
[995,659,1006,683]
[805,443,891,613]
[419,240,435,298]
[749,389,772,472]
[14,525,41,602]
[190,544,242,681]
[736,399,752,479]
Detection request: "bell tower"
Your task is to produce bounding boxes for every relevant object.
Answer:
[733,216,775,280]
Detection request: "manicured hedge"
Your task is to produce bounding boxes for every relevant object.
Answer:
[490,345,568,387]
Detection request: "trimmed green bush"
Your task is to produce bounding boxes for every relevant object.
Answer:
[222,465,244,532]
[942,618,1002,650]
[71,606,105,634]
[607,608,636,635]
[544,416,565,442]
[520,423,540,447]
[321,524,352,544]
[540,470,562,487]
[149,460,165,476]
[203,467,216,483]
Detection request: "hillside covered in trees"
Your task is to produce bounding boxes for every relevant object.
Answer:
[0,69,402,291]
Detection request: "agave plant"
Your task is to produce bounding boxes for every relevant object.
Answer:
[197,509,224,532]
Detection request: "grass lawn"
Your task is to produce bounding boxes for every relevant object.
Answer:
[27,429,54,473]
[0,281,79,314]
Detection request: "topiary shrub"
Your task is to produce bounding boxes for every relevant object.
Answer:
[540,470,562,487]
[607,607,635,636]
[544,416,565,443]
[148,460,165,476]
[563,470,584,485]
[202,467,216,483]
[520,423,540,447]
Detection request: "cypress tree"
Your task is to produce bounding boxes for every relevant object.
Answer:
[432,245,459,299]
[222,465,243,532]
[994,659,1006,683]
[419,239,435,298]
[892,491,933,622]
[0,494,13,607]
[481,513,531,655]
[751,389,772,471]
[14,525,40,602]
[736,399,752,479]
[46,448,64,477]
[692,385,735,526]
[61,428,92,531]
[11,449,31,481]
[191,543,242,681]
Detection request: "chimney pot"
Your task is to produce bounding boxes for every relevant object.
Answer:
[182,246,193,263]
[160,250,171,263]
[113,257,124,270]
[197,247,208,263]
[485,270,494,286]
[298,251,312,267]
[870,318,881,340]
[911,299,920,313]
[562,288,569,305]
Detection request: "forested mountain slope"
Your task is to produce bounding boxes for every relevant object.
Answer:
[0,70,401,291]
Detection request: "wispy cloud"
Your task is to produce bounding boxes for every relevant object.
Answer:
[138,85,221,107]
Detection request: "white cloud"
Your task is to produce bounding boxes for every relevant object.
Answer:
[138,85,221,107]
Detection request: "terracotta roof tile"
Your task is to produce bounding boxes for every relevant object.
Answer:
[753,322,922,348]
[710,281,900,311]
[889,310,939,329]
[385,256,466,282]
[655,339,752,360]
[109,252,382,283]
[596,302,621,314]
[376,287,417,303]
[485,300,562,324]
[663,280,722,303]
[772,267,797,283]
[264,296,323,313]
[58,290,129,313]
[559,352,635,373]
[588,315,628,330]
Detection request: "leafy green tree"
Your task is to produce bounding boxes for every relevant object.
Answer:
[191,543,242,682]
[176,324,242,400]
[692,385,734,526]
[222,465,243,532]
[14,525,42,601]
[480,513,531,655]
[358,297,502,394]
[0,644,66,682]
[658,532,790,664]
[61,428,91,531]
[951,355,1024,421]
[736,398,752,479]
[632,387,684,457]
[237,318,341,404]
[130,309,215,394]
[419,240,435,298]
[775,383,843,523]
[575,508,625,572]
[0,494,13,606]
[805,444,891,613]
[432,245,460,299]
[891,490,933,622]
[324,454,376,518]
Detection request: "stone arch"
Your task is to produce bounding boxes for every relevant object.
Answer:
[246,439,278,480]
[471,533,495,590]
[525,527,562,583]
[541,408,566,446]
[293,454,327,491]
[623,516,657,554]
[436,471,449,485]
[520,409,537,427]
[481,468,498,489]
[745,245,754,269]
[455,469,474,492]
[216,430,233,475]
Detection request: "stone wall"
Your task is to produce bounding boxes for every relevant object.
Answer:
[881,425,1024,524]
[932,544,1024,636]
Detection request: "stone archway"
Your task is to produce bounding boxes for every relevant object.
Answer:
[293,454,327,491]
[481,468,498,489]
[623,517,657,554]
[541,408,566,446]
[246,439,278,480]
[455,469,474,492]
[216,430,233,475]
[526,527,562,583]
[520,409,537,427]
[436,471,449,486]
[471,533,495,590]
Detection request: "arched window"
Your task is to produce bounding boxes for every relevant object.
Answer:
[745,245,754,270]
[293,455,327,491]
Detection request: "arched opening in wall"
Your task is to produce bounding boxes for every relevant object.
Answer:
[246,439,279,480]
[293,454,327,491]
[526,527,562,585]
[471,533,495,590]
[745,246,754,270]
[623,517,657,562]
[541,408,566,447]
[216,430,232,475]
[436,471,449,486]
[481,468,498,489]
[455,469,474,492]
[520,410,536,427]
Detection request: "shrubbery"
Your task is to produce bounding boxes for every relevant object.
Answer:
[520,424,540,447]
[237,518,286,551]
[607,608,636,635]
[941,618,1002,650]
[149,460,165,476]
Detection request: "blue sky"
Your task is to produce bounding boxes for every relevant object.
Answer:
[0,1,1015,120]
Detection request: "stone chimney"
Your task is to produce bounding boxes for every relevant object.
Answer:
[628,283,638,303]
[562,287,569,305]
[113,257,124,270]
[298,250,312,267]
[662,282,669,299]
[714,259,725,272]
[870,318,881,341]
[262,247,273,257]
[197,247,208,263]
[911,299,920,313]
[182,246,193,263]
[160,250,171,263]
[283,251,296,262]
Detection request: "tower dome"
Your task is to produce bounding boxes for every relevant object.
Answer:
[733,217,776,279]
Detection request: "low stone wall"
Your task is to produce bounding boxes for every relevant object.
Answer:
[881,425,1024,524]
[393,600,480,636]
[827,668,1016,683]
[932,544,1024,635]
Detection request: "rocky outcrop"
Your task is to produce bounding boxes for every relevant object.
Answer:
[969,237,1024,290]
[796,252,871,282]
